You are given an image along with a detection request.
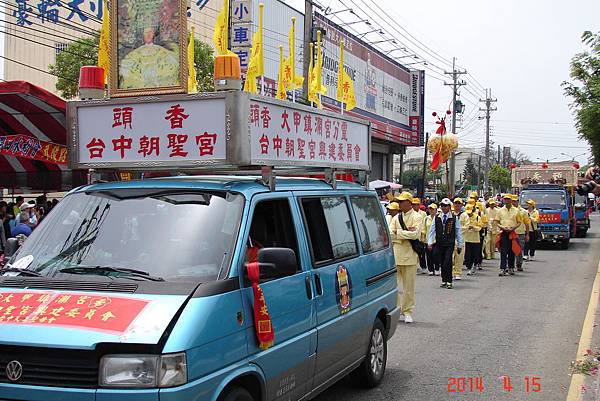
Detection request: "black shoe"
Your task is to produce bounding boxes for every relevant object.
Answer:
[446,283,453,289]
[478,267,483,270]
[509,268,515,275]
[517,267,524,272]
[440,282,448,288]
[499,270,507,276]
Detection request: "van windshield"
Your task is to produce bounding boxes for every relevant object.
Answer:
[520,190,566,210]
[9,189,244,282]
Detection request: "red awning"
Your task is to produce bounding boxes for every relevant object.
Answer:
[0,81,87,191]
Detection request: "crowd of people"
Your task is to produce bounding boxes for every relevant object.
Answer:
[386,191,540,324]
[0,195,59,257]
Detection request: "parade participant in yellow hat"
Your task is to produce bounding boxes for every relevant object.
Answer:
[385,201,400,226]
[463,205,482,275]
[523,199,539,261]
[388,192,423,323]
[474,201,487,269]
[511,194,530,271]
[484,198,499,260]
[452,197,469,281]
[424,203,440,276]
[494,194,524,276]
[412,198,429,275]
[427,198,463,288]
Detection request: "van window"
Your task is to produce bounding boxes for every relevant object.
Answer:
[246,199,300,273]
[301,197,358,265]
[351,196,390,253]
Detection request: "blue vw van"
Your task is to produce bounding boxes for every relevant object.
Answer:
[0,175,399,401]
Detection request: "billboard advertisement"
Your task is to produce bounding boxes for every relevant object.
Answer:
[313,13,422,146]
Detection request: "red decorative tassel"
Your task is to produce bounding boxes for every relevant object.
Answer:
[431,152,440,170]
[246,262,275,350]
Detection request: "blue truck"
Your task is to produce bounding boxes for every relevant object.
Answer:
[513,165,578,249]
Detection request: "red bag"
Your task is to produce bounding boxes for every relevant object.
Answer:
[246,262,275,350]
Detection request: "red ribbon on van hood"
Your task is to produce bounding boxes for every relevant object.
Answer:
[246,262,275,350]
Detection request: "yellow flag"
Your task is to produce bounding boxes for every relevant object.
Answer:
[244,3,264,94]
[188,27,198,93]
[97,0,109,85]
[276,45,287,100]
[307,42,316,103]
[310,30,327,108]
[336,40,356,111]
[213,0,233,55]
[287,17,304,90]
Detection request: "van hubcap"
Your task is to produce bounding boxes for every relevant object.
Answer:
[369,328,384,377]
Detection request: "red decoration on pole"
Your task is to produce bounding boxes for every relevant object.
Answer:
[573,162,580,170]
[246,262,275,350]
[542,162,549,169]
[509,163,516,170]
[446,110,452,115]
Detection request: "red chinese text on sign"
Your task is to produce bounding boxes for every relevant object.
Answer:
[281,110,291,133]
[167,134,189,157]
[0,291,149,334]
[250,104,260,126]
[261,107,271,128]
[259,134,269,155]
[86,138,106,159]
[138,136,160,157]
[112,107,133,129]
[196,132,218,156]
[112,135,133,159]
[165,104,189,129]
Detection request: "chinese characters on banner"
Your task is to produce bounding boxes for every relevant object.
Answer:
[230,0,253,75]
[249,101,369,170]
[0,291,148,333]
[0,134,68,165]
[77,99,226,163]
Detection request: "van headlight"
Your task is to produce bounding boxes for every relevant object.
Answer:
[100,353,187,388]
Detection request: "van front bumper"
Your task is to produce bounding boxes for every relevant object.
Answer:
[386,307,401,339]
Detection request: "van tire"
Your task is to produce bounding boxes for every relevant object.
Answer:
[350,318,387,388]
[219,386,254,401]
[561,239,570,250]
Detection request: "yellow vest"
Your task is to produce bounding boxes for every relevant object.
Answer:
[463,213,481,243]
[529,209,539,231]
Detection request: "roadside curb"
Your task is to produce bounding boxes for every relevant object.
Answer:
[568,259,600,401]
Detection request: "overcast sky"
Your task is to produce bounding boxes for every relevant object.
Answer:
[286,0,598,165]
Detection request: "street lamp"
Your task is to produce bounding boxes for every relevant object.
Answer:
[324,7,352,16]
[368,38,397,45]
[388,48,408,54]
[339,19,371,27]
[404,60,427,66]
[357,29,384,38]
[560,152,586,161]
[394,54,419,60]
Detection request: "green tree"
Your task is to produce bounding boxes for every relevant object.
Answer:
[50,34,215,99]
[563,31,600,162]
[400,169,421,188]
[462,158,478,186]
[489,164,511,192]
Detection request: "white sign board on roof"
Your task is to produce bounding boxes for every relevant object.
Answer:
[68,92,371,171]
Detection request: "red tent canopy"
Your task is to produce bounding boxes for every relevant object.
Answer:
[0,81,85,191]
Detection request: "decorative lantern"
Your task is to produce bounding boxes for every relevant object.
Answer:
[427,111,459,170]
[509,163,516,170]
[542,162,549,169]
[573,162,580,170]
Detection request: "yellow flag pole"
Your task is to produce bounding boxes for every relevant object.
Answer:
[291,17,296,103]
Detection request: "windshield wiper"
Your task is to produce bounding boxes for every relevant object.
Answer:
[57,266,164,282]
[0,267,42,277]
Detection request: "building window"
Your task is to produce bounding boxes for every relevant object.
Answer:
[55,43,68,58]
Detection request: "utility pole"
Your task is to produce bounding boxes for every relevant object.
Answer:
[302,0,314,101]
[420,132,430,199]
[444,57,467,198]
[477,155,482,191]
[479,89,497,196]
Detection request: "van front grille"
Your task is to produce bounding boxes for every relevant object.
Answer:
[0,346,98,388]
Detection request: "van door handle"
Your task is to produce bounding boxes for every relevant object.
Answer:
[314,273,323,296]
[305,276,313,299]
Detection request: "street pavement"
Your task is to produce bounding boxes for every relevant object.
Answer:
[316,215,600,401]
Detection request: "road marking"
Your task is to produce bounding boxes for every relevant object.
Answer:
[567,259,600,401]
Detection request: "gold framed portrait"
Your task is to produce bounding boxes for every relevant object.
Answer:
[109,0,188,97]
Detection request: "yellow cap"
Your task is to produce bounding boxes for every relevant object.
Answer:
[526,199,536,206]
[453,197,463,204]
[470,191,478,198]
[467,199,476,205]
[428,203,438,209]
[395,191,413,202]
[411,197,421,205]
[488,198,497,204]
[502,193,512,199]
[510,194,519,201]
[476,202,484,210]
[386,202,400,210]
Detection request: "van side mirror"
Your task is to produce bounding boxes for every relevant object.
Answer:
[4,238,20,258]
[245,248,298,282]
